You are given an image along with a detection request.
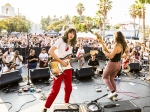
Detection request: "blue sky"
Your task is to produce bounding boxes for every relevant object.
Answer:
[0,0,150,25]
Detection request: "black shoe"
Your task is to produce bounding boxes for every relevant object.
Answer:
[42,108,47,112]
[45,81,50,84]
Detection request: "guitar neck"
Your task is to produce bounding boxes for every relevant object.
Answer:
[70,53,90,63]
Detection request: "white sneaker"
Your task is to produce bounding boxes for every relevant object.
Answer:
[106,87,109,91]
[107,92,118,99]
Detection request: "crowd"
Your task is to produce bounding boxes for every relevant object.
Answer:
[0,33,148,75]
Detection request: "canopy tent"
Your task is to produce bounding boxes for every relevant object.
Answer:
[77,32,96,39]
[45,30,59,36]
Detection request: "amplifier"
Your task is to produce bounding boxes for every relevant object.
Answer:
[101,100,141,112]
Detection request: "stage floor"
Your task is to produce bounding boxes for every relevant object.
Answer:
[0,60,150,112]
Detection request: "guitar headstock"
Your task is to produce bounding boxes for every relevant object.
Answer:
[90,50,98,55]
[94,33,103,43]
[136,42,145,47]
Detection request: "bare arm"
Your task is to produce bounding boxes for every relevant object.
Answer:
[122,47,129,58]
[103,44,118,59]
[49,46,68,67]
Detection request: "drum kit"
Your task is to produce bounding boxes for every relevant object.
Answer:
[122,56,144,74]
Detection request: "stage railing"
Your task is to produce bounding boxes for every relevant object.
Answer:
[0,47,106,63]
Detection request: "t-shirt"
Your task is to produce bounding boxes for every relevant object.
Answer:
[88,58,99,71]
[76,48,85,57]
[13,55,23,69]
[53,38,73,58]
[28,55,38,63]
[39,53,48,60]
[88,58,99,66]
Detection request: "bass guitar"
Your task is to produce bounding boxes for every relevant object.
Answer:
[94,33,109,53]
[136,42,150,52]
[49,50,98,76]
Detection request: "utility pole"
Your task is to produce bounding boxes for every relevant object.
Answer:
[18,8,19,16]
[102,0,105,40]
[147,28,150,81]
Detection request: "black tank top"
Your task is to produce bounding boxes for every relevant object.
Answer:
[110,52,122,62]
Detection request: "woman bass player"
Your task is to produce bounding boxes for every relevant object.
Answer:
[102,31,128,99]
[42,28,77,112]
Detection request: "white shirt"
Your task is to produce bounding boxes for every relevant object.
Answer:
[39,53,48,60]
[13,55,23,69]
[4,51,14,63]
[53,38,73,58]
[143,52,149,60]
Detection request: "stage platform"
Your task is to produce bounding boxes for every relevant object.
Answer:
[0,60,150,112]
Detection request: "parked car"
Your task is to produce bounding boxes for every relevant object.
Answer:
[125,36,139,40]
[45,30,59,37]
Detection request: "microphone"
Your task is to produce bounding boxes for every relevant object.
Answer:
[103,104,120,108]
[92,94,108,102]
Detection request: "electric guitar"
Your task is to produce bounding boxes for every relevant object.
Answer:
[94,33,109,53]
[122,57,140,73]
[49,50,98,76]
[136,42,150,52]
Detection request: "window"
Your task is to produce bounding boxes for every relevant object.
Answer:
[6,8,9,14]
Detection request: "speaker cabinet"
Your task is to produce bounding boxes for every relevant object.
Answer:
[0,70,22,87]
[30,67,50,81]
[102,100,141,112]
[129,63,142,72]
[75,67,95,79]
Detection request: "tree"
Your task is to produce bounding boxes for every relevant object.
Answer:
[64,15,70,25]
[4,16,30,33]
[84,16,93,31]
[135,2,143,37]
[136,0,150,41]
[0,20,6,32]
[97,0,112,39]
[129,4,137,36]
[74,23,86,32]
[76,3,85,22]
[94,10,103,35]
[71,16,80,24]
[40,16,51,31]
[47,20,69,32]
[114,24,120,29]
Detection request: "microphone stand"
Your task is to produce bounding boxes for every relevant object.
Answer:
[91,94,108,103]
[27,34,30,85]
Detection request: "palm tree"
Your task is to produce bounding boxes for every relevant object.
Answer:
[129,4,137,36]
[84,16,92,31]
[94,10,103,35]
[97,0,112,39]
[135,0,150,42]
[76,3,85,22]
[135,2,143,37]
[71,16,80,24]
[64,15,70,25]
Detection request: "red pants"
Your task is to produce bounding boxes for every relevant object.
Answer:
[45,69,72,108]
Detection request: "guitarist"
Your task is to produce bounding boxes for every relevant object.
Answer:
[102,31,128,99]
[42,28,77,112]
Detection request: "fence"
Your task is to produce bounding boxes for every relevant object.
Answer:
[0,47,106,64]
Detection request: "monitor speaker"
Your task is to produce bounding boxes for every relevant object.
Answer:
[30,67,50,81]
[0,70,22,87]
[129,63,142,72]
[75,67,95,79]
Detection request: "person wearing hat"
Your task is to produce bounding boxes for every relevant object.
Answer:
[87,54,99,74]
